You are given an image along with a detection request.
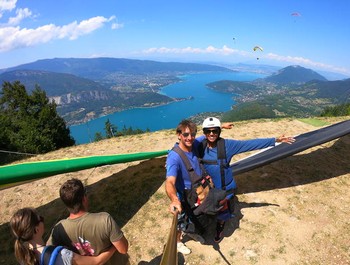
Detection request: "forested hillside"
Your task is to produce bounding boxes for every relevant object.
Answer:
[207,66,350,121]
[0,58,234,125]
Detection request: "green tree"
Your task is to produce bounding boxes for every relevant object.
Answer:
[94,132,104,142]
[222,101,276,122]
[320,103,350,117]
[0,81,75,155]
[104,119,117,138]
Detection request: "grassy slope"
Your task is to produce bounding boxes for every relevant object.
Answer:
[0,117,349,265]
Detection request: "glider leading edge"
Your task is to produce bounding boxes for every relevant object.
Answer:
[231,119,350,175]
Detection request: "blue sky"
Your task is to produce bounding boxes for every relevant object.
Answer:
[1,0,350,76]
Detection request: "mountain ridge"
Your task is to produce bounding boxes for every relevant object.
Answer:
[1,60,348,126]
[1,57,233,80]
[261,65,328,84]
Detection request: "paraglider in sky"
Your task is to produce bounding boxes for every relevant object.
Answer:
[253,46,263,60]
[232,37,236,44]
[291,12,301,22]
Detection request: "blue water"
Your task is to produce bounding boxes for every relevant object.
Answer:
[70,72,264,144]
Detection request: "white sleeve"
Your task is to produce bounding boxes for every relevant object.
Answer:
[55,248,74,265]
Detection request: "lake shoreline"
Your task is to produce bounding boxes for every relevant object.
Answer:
[70,72,265,144]
[68,96,191,127]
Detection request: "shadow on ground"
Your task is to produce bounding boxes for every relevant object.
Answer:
[0,157,167,265]
[1,135,349,264]
[236,135,350,194]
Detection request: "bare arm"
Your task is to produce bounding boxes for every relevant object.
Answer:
[165,176,182,214]
[276,135,296,144]
[221,122,234,129]
[112,235,129,255]
[72,247,116,265]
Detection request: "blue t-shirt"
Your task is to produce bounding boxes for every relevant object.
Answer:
[166,143,203,197]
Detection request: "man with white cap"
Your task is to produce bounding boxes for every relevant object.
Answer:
[195,117,295,242]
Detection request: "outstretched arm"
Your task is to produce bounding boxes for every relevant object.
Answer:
[276,135,295,144]
[165,176,182,215]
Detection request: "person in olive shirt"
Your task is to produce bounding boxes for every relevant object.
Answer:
[47,178,129,265]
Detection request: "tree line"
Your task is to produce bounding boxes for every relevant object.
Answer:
[0,81,75,164]
[94,119,150,142]
[0,81,150,164]
[320,103,350,117]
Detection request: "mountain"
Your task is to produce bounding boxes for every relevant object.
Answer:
[2,57,233,81]
[0,58,233,125]
[206,65,349,121]
[303,78,350,99]
[318,70,350,81]
[0,69,178,125]
[262,65,328,84]
[227,63,281,75]
[0,70,107,96]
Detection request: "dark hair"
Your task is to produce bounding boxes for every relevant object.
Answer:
[59,178,86,214]
[176,119,197,135]
[10,208,42,265]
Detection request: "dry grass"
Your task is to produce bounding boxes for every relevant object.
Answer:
[0,117,349,265]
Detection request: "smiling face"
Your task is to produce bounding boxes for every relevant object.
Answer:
[203,127,220,144]
[178,126,196,151]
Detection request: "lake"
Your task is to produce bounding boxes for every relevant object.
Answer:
[70,71,265,144]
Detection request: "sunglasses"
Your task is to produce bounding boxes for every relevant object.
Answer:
[204,129,220,134]
[181,132,196,138]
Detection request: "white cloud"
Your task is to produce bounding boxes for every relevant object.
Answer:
[111,22,123,30]
[142,45,350,75]
[106,15,123,29]
[0,16,117,51]
[266,52,350,75]
[7,7,32,25]
[143,45,249,57]
[0,0,17,18]
[60,16,110,40]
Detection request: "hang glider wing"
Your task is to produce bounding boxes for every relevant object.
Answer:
[231,119,350,175]
[0,150,168,187]
[1,119,349,189]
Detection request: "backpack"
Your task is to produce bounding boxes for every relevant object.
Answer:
[172,145,226,216]
[40,246,64,265]
[197,138,230,190]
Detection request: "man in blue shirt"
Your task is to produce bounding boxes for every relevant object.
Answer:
[165,119,206,255]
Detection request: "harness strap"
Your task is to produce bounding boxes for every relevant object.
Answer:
[200,159,217,165]
[198,138,228,189]
[172,145,206,184]
[216,139,227,189]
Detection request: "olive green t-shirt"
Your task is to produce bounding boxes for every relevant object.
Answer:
[47,212,128,265]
